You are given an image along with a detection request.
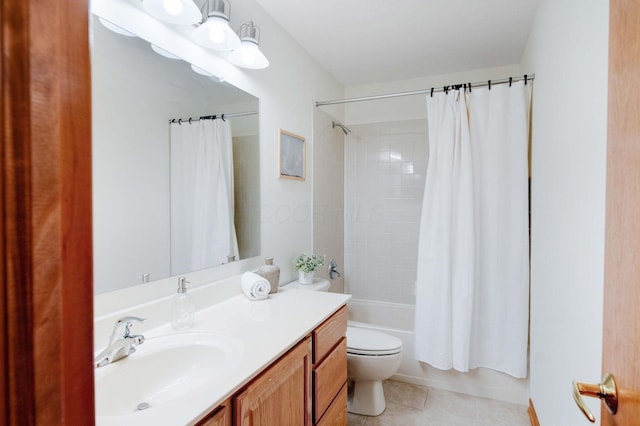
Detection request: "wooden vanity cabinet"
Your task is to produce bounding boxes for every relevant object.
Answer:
[195,305,347,426]
[234,336,312,425]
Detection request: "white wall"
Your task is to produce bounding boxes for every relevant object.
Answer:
[520,0,609,424]
[92,0,343,310]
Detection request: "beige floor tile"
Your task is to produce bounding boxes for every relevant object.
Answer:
[349,380,528,426]
[347,412,368,426]
[383,379,429,410]
[419,409,479,426]
[476,397,529,426]
[364,402,426,426]
[423,387,478,419]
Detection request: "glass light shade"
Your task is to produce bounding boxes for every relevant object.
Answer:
[193,16,241,51]
[141,0,201,25]
[99,17,136,37]
[190,64,215,77]
[150,44,181,60]
[228,40,269,69]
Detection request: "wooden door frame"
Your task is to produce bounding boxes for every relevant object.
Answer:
[1,0,94,424]
[602,0,640,423]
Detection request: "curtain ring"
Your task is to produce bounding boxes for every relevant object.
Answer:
[178,118,182,125]
[468,82,472,92]
[430,87,434,98]
[488,80,491,90]
[524,74,528,85]
[189,117,192,124]
[509,77,513,87]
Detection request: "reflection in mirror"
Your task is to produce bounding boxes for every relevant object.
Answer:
[92,15,260,294]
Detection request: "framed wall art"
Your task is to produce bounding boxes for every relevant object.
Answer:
[278,129,306,180]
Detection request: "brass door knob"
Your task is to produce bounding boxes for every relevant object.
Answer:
[572,373,618,423]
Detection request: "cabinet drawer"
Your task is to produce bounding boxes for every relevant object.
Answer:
[316,383,347,426]
[313,337,347,423]
[313,305,347,364]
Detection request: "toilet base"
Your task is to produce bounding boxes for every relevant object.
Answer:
[348,380,386,416]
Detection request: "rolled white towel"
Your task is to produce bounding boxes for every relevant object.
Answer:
[241,272,271,301]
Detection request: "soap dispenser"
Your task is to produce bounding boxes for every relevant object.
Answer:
[172,277,194,330]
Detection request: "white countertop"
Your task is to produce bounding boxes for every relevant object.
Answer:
[95,288,350,426]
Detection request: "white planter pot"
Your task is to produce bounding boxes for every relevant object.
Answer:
[298,270,315,285]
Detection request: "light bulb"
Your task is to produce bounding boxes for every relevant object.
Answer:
[193,16,240,51]
[163,0,183,16]
[142,0,200,25]
[208,23,226,44]
[228,41,269,69]
[241,45,257,66]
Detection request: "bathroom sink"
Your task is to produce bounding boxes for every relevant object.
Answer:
[95,332,243,421]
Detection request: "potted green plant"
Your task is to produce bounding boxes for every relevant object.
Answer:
[294,253,326,285]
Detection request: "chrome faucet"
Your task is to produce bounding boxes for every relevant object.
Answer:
[94,316,146,368]
[328,259,341,279]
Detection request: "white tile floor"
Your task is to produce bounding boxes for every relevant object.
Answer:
[347,380,530,426]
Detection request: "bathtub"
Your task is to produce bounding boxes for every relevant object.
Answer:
[346,298,529,405]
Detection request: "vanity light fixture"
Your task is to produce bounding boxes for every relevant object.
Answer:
[190,64,225,82]
[150,44,182,59]
[99,17,136,37]
[141,0,201,25]
[193,0,240,51]
[191,64,214,76]
[227,21,269,69]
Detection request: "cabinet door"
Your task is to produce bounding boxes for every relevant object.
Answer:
[197,400,231,426]
[234,337,311,426]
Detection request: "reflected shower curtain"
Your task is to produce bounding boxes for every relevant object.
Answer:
[414,81,530,378]
[170,118,239,275]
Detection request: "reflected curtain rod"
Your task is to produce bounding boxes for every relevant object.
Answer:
[168,110,258,124]
[315,74,535,107]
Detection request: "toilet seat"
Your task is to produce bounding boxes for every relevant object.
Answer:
[346,327,402,356]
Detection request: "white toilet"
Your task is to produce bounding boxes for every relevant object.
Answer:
[282,277,403,416]
[346,327,402,416]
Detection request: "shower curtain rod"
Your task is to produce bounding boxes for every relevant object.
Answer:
[315,74,535,107]
[169,110,258,124]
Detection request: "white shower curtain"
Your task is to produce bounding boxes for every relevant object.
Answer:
[170,118,239,275]
[414,81,530,378]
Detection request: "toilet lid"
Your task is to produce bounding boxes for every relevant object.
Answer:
[346,327,402,356]
[283,278,330,292]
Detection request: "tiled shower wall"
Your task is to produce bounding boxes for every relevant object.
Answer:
[344,119,428,304]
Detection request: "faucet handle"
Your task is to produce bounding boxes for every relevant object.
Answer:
[328,259,341,279]
[113,316,146,339]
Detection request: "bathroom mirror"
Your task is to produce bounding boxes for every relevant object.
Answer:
[92,15,260,294]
